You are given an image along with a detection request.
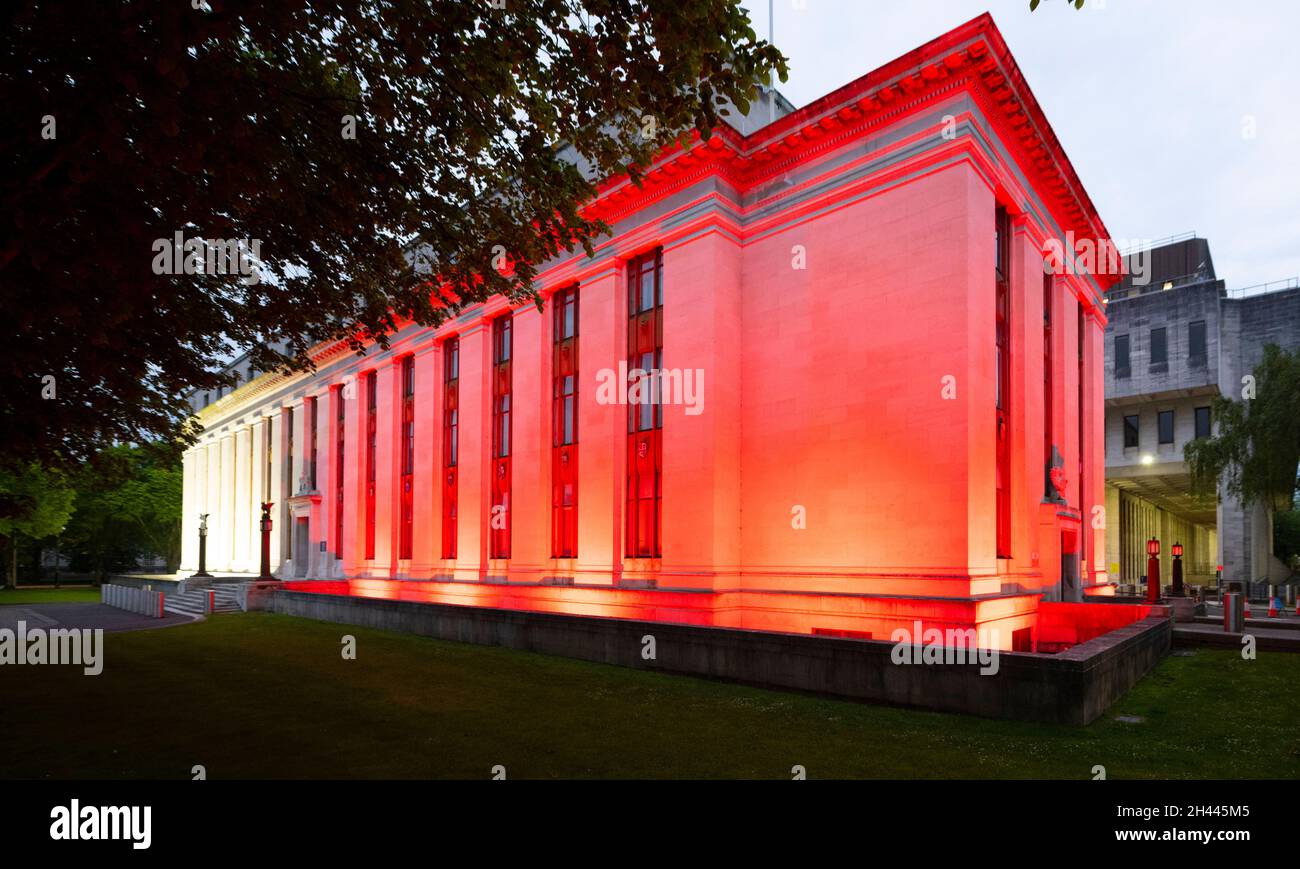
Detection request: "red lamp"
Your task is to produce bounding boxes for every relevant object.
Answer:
[1171,541,1183,558]
[1145,538,1161,603]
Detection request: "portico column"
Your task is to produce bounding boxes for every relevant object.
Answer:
[181,449,198,572]
[576,267,622,586]
[249,417,267,570]
[218,433,236,571]
[342,374,365,578]
[266,410,284,574]
[411,343,442,578]
[455,322,489,581]
[233,425,252,572]
[204,440,220,564]
[373,360,397,574]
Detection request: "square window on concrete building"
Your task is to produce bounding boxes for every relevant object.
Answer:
[1150,327,1167,366]
[1124,414,1139,448]
[1195,406,1211,439]
[1158,410,1174,444]
[1115,334,1130,378]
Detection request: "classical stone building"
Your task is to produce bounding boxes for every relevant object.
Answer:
[1103,235,1300,592]
[182,15,1121,649]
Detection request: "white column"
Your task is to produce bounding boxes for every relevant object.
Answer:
[233,425,253,572]
[217,434,236,571]
[181,449,198,572]
[250,418,266,574]
[204,439,220,567]
[411,344,442,578]
[266,411,284,574]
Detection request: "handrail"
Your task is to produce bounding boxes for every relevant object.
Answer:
[1119,231,1198,257]
[1225,277,1300,299]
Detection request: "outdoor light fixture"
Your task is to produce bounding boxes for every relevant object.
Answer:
[1141,454,1155,465]
[1146,537,1161,603]
[1171,541,1185,596]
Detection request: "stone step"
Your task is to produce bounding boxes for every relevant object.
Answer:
[164,588,243,616]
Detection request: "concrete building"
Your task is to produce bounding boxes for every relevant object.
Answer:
[181,15,1130,649]
[1103,235,1300,593]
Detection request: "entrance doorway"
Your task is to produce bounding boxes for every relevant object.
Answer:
[1060,529,1079,602]
[294,517,310,578]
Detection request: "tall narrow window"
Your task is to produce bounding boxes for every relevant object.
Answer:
[365,370,377,561]
[1043,272,1054,493]
[1158,409,1174,444]
[335,386,345,557]
[1194,406,1211,439]
[1150,326,1167,366]
[442,339,459,560]
[1123,414,1140,448]
[283,405,294,558]
[308,396,318,490]
[627,249,663,558]
[1189,320,1207,363]
[490,317,513,559]
[552,285,579,558]
[1078,306,1087,559]
[994,207,1011,559]
[1115,334,1130,378]
[400,356,415,561]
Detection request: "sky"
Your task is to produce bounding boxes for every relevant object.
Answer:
[739,0,1300,291]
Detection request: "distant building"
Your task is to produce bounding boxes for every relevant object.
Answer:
[1103,235,1300,592]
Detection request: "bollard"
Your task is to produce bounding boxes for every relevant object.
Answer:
[1223,592,1244,632]
[208,590,215,614]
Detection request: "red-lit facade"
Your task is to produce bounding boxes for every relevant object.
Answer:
[181,15,1119,649]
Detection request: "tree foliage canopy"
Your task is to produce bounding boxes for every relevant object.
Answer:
[0,462,75,542]
[1185,344,1300,512]
[1,0,785,469]
[62,444,183,577]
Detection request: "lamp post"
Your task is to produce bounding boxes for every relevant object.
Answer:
[192,513,213,578]
[1146,537,1161,604]
[258,502,274,581]
[1171,541,1184,597]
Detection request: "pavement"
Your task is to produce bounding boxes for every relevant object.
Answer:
[1173,618,1300,652]
[0,603,196,633]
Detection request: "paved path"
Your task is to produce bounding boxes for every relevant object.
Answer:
[1174,619,1300,652]
[0,602,195,633]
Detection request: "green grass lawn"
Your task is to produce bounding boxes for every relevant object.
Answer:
[2,611,1297,779]
[0,586,101,605]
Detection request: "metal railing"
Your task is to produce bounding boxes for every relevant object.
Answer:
[1225,276,1300,299]
[1118,231,1198,257]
